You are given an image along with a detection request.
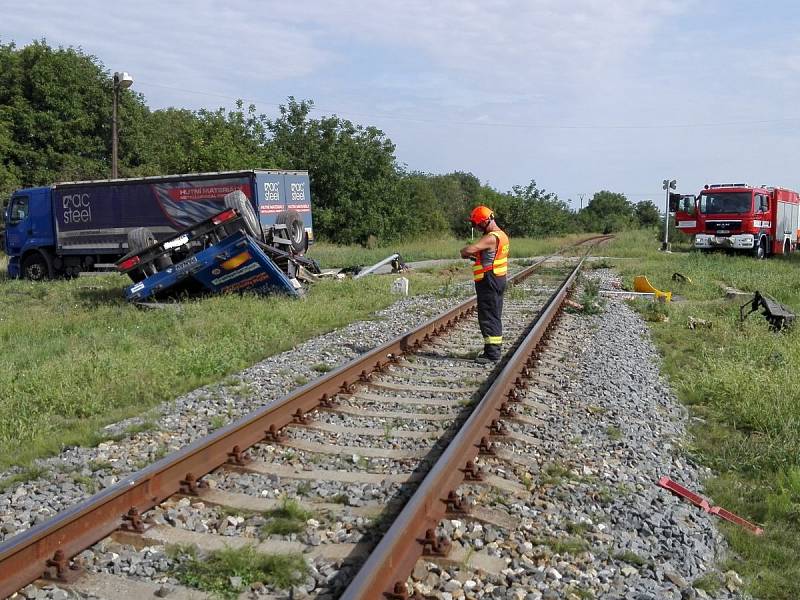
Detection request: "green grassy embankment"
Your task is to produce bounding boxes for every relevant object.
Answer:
[0,271,457,469]
[605,230,800,599]
[0,233,591,470]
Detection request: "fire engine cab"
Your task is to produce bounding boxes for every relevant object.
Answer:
[679,183,800,258]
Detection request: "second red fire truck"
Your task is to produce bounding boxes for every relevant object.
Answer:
[673,183,800,258]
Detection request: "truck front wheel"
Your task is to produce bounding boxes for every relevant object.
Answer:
[753,237,767,260]
[22,251,53,281]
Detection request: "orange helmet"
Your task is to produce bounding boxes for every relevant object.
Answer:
[469,205,494,226]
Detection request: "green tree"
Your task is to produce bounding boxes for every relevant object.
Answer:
[491,180,576,237]
[395,175,449,235]
[134,102,276,175]
[634,200,661,228]
[1,40,109,195]
[266,97,404,244]
[581,190,635,232]
[0,40,158,195]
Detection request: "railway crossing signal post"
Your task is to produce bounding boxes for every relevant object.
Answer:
[662,178,676,252]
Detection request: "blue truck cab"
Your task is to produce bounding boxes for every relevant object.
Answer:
[3,170,313,280]
[4,187,56,279]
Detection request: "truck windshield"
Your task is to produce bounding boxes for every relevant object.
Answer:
[699,192,752,214]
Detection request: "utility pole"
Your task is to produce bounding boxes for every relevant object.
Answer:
[112,72,134,179]
[662,178,676,251]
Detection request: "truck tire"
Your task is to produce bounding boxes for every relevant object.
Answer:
[224,191,261,240]
[22,251,53,281]
[275,209,307,254]
[128,227,157,253]
[127,227,172,277]
[754,237,767,260]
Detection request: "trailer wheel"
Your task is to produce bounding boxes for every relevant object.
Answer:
[127,227,172,277]
[22,251,53,281]
[275,210,307,254]
[128,227,157,253]
[224,191,261,240]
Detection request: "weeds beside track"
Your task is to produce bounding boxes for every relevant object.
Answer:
[607,229,800,599]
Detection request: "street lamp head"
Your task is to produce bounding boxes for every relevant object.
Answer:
[114,72,134,89]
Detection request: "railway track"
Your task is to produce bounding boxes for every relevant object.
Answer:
[1,237,611,600]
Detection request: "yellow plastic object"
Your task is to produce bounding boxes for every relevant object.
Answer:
[633,275,672,302]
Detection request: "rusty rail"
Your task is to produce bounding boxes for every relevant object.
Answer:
[0,237,608,598]
[340,257,586,600]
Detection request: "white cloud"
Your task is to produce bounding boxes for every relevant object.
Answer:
[2,0,690,106]
[1,0,333,102]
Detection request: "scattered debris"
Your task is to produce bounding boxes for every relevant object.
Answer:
[133,302,183,312]
[353,253,408,279]
[633,275,672,302]
[391,277,409,296]
[687,316,711,330]
[739,291,795,330]
[658,476,763,535]
[314,254,409,281]
[600,290,655,301]
[672,272,692,283]
[723,286,752,301]
[390,255,410,273]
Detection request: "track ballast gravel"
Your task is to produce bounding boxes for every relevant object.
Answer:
[4,265,750,600]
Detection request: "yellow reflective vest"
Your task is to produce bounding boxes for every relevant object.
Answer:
[473,230,509,282]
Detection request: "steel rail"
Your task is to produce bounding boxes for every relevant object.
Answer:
[0,238,607,598]
[340,257,586,600]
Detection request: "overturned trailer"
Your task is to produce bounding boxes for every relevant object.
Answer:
[116,192,320,301]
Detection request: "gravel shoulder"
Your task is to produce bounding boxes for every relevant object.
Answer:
[411,269,748,600]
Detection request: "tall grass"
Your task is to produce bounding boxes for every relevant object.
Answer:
[606,230,800,599]
[0,271,451,468]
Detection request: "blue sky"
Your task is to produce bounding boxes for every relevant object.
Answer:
[3,0,800,209]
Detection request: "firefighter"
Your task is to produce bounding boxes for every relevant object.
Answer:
[460,205,510,363]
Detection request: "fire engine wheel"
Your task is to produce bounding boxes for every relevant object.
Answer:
[275,209,307,254]
[224,191,261,240]
[753,237,767,260]
[22,251,53,281]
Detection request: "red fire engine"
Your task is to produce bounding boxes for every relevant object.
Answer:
[673,183,800,258]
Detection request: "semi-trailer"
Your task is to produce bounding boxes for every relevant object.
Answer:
[3,169,313,280]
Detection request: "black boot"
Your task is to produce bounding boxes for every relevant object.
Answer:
[475,344,500,364]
